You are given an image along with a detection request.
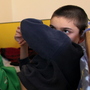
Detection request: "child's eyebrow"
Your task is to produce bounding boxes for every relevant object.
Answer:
[49,24,56,29]
[50,25,72,31]
[60,27,72,31]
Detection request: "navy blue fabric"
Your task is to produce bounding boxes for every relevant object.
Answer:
[18,18,84,90]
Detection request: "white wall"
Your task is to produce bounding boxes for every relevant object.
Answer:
[0,0,90,23]
[11,0,90,22]
[0,0,12,23]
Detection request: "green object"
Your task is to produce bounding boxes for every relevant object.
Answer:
[0,55,21,90]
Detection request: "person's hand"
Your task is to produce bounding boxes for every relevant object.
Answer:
[14,27,26,46]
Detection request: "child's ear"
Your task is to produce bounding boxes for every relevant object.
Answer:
[78,37,84,44]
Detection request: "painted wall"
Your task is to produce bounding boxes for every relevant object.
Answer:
[0,0,12,23]
[0,0,90,23]
[0,20,50,48]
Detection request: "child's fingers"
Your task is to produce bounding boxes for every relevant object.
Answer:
[16,29,21,34]
[14,34,22,40]
[17,26,20,29]
[19,40,26,46]
[20,42,27,46]
[15,33,22,37]
[16,27,22,34]
[14,34,22,42]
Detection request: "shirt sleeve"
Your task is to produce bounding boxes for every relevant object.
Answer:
[19,18,84,90]
[19,57,30,69]
[21,18,81,60]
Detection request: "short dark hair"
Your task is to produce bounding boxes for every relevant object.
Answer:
[51,5,88,35]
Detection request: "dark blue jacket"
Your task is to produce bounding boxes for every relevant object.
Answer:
[18,18,83,90]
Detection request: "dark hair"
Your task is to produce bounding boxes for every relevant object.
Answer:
[51,5,88,35]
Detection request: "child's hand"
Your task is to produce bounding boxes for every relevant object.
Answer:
[14,27,26,46]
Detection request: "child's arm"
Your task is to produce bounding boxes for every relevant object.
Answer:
[20,81,27,90]
[15,27,30,69]
[15,27,28,59]
[21,18,83,60]
[20,43,28,59]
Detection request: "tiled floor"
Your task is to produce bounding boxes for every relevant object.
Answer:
[2,56,20,72]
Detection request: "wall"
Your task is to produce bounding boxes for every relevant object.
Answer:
[11,0,90,22]
[0,0,12,23]
[0,20,50,48]
[0,0,90,23]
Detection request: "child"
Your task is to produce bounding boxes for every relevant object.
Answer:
[15,5,88,90]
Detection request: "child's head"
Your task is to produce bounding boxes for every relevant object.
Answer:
[50,5,88,44]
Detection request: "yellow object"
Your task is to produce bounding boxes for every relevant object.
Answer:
[85,25,90,73]
[0,19,50,48]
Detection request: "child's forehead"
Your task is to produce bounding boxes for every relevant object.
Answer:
[51,17,76,27]
[51,16,76,22]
